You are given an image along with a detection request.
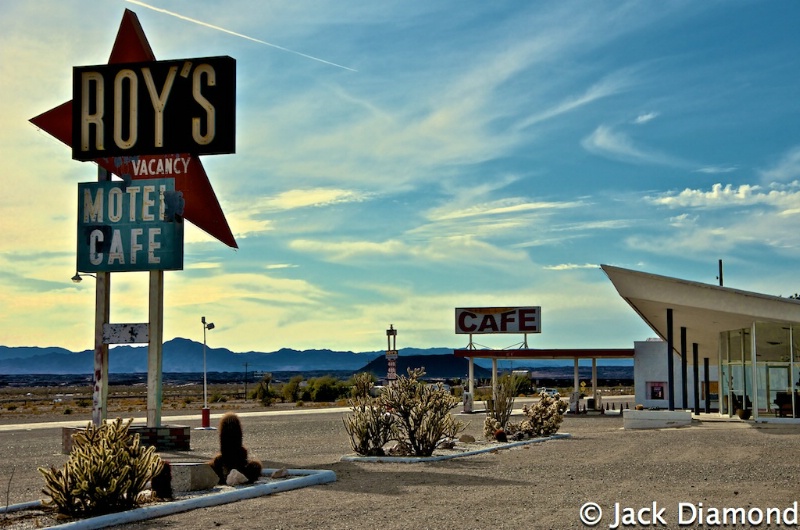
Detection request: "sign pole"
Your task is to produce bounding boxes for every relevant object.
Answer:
[91,167,111,426]
[147,270,164,427]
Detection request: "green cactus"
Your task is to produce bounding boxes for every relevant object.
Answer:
[38,418,163,517]
[343,368,465,457]
[208,413,262,484]
[342,395,396,456]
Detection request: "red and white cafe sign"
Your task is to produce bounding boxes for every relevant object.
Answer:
[455,306,541,335]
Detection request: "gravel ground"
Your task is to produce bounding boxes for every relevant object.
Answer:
[2,406,800,529]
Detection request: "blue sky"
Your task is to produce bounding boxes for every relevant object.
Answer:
[2,1,800,353]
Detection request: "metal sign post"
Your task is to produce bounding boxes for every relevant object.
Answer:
[91,167,110,426]
[147,270,164,427]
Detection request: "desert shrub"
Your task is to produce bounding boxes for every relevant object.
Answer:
[281,375,304,402]
[306,375,346,402]
[473,387,492,401]
[251,373,277,406]
[210,392,227,403]
[381,369,466,456]
[39,418,162,517]
[483,374,521,437]
[342,396,396,456]
[343,368,465,457]
[6,405,17,411]
[504,391,566,439]
[513,374,533,395]
[349,372,375,399]
[76,399,91,408]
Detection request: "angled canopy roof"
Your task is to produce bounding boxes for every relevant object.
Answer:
[601,264,800,356]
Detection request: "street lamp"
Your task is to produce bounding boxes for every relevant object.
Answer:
[200,316,215,429]
[71,272,97,283]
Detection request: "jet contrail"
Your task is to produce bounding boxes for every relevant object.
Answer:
[125,0,357,72]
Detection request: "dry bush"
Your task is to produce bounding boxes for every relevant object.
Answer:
[343,368,465,457]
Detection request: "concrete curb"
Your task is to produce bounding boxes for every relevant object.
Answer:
[0,468,336,529]
[340,433,572,463]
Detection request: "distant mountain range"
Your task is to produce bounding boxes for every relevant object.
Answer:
[0,338,455,375]
[0,338,631,379]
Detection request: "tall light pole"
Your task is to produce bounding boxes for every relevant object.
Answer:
[200,316,215,429]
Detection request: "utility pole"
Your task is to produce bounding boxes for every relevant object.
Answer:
[717,259,724,287]
[243,362,249,401]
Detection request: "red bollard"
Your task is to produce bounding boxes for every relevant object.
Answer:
[201,407,211,428]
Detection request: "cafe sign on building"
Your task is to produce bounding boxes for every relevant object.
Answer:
[455,306,541,335]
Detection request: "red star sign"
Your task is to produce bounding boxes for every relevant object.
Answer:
[30,9,238,249]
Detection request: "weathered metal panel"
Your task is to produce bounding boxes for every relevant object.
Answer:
[77,178,184,272]
[103,323,149,344]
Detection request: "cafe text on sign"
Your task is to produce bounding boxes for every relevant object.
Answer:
[455,307,541,335]
[72,56,235,160]
[77,178,184,272]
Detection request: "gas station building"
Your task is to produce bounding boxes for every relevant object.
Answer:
[455,265,800,422]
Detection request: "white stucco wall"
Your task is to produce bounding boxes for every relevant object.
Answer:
[634,339,719,410]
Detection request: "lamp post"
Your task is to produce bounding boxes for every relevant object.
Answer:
[70,271,107,426]
[200,316,215,429]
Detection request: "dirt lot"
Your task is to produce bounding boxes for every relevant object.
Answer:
[3,399,800,529]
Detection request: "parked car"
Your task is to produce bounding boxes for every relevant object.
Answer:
[537,387,560,397]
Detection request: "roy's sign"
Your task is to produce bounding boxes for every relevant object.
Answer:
[77,178,184,272]
[455,307,541,335]
[72,55,235,160]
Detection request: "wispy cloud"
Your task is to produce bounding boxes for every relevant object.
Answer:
[543,263,599,271]
[224,188,370,239]
[581,125,684,167]
[261,188,371,211]
[759,145,800,183]
[265,263,299,270]
[427,198,582,222]
[516,71,635,130]
[695,166,737,174]
[633,112,659,124]
[289,235,528,264]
